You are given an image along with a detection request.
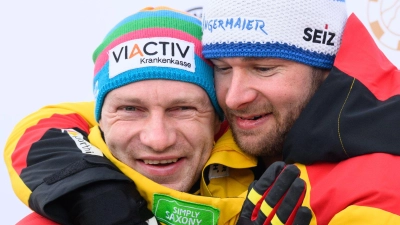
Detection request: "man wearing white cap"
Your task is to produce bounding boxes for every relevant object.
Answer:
[202,0,400,224]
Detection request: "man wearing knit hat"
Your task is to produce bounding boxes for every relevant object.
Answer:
[6,0,400,225]
[6,4,312,225]
[8,5,307,225]
[7,6,231,225]
[201,0,400,224]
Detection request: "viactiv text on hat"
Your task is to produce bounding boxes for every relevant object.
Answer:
[201,0,348,69]
[93,6,223,121]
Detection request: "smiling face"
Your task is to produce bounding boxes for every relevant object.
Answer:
[212,57,327,159]
[99,80,220,192]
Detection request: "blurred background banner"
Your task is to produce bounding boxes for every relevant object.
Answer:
[1,1,398,224]
[364,0,400,65]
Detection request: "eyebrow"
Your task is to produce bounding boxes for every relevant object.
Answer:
[169,95,210,107]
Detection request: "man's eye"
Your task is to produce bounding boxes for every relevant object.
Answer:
[255,67,270,72]
[168,106,197,118]
[254,67,276,77]
[176,106,194,111]
[124,106,136,111]
[214,66,230,72]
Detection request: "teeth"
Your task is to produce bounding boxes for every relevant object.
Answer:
[241,115,263,120]
[144,159,178,165]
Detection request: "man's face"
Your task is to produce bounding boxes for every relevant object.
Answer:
[212,57,327,158]
[100,80,220,192]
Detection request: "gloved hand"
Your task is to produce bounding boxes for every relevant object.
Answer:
[62,180,159,225]
[237,162,312,225]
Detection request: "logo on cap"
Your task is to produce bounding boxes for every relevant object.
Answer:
[109,37,195,78]
[203,17,268,36]
[303,24,337,46]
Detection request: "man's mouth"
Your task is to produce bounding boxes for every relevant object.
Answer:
[143,159,179,165]
[239,114,268,120]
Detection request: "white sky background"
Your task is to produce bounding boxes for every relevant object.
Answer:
[1,1,399,224]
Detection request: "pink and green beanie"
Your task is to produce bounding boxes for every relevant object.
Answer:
[92,7,223,121]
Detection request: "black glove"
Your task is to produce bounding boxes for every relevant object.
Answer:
[237,162,312,225]
[62,180,159,225]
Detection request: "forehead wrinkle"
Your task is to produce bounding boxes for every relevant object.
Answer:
[108,81,212,109]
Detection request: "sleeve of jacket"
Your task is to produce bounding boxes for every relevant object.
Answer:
[4,101,133,224]
[16,212,59,225]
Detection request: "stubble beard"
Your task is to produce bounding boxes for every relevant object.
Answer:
[227,104,300,158]
[227,68,326,158]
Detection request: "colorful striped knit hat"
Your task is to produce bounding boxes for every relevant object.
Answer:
[201,0,348,69]
[93,7,223,121]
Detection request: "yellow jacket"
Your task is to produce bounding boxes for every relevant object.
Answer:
[4,101,255,225]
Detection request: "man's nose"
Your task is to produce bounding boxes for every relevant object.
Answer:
[140,113,176,152]
[224,69,257,110]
